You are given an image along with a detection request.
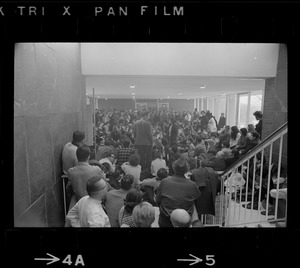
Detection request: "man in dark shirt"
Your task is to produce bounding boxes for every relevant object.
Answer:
[156,157,201,227]
[132,111,153,170]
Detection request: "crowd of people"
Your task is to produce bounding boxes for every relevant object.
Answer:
[61,107,285,228]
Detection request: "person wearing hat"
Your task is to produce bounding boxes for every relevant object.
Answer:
[156,157,201,227]
[66,176,110,227]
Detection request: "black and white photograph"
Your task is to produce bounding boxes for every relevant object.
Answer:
[13,42,287,228]
[1,1,298,267]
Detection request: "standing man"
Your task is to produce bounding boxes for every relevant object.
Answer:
[62,130,85,175]
[132,111,153,171]
[218,113,226,130]
[253,111,263,138]
[169,118,179,145]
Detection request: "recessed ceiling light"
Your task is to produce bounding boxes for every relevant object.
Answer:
[105,98,108,100]
[130,85,135,89]
[178,91,182,95]
[254,57,257,60]
[167,96,170,99]
[200,85,205,89]
[131,92,135,95]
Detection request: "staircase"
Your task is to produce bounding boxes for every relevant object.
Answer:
[204,122,288,227]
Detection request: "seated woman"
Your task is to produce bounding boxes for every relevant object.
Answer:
[121,153,142,187]
[119,188,143,227]
[132,202,156,227]
[229,126,241,149]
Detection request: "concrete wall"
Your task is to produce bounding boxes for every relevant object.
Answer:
[262,44,287,166]
[14,43,85,227]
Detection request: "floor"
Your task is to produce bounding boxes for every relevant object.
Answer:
[151,200,278,228]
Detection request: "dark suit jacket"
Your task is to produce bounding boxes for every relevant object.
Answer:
[194,167,221,216]
[132,118,153,146]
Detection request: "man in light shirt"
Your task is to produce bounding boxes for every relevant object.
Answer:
[62,131,85,175]
[67,176,110,227]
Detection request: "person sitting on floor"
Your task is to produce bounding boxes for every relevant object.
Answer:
[200,149,226,172]
[119,188,143,227]
[132,202,156,227]
[121,153,142,187]
[140,168,169,206]
[151,150,168,177]
[105,174,134,227]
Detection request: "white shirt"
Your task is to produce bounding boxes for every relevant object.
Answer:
[99,158,115,173]
[121,162,142,186]
[62,142,78,175]
[67,196,110,227]
[208,118,217,132]
[230,133,241,147]
[151,158,167,176]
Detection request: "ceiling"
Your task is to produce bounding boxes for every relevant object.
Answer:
[81,43,280,99]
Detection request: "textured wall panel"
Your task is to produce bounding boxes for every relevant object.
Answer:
[45,179,65,227]
[25,115,55,204]
[14,117,31,219]
[15,195,47,227]
[14,43,40,117]
[14,43,84,227]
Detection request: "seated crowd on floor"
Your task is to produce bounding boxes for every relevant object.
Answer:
[62,108,286,227]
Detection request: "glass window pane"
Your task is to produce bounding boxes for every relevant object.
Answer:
[249,91,262,126]
[238,94,248,128]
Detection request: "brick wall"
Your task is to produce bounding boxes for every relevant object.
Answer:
[262,44,287,167]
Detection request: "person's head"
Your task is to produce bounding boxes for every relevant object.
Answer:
[249,131,260,140]
[211,132,218,139]
[154,150,162,160]
[253,111,263,120]
[76,145,90,162]
[221,113,225,117]
[124,188,143,214]
[171,144,178,153]
[132,202,155,227]
[72,131,85,146]
[142,111,149,119]
[104,152,115,163]
[86,176,107,200]
[247,124,255,132]
[122,139,130,148]
[128,153,140,166]
[222,141,230,148]
[196,136,203,144]
[119,174,134,190]
[156,168,168,181]
[240,127,248,136]
[170,209,191,227]
[172,157,189,175]
[224,125,231,132]
[207,149,217,158]
[200,110,206,116]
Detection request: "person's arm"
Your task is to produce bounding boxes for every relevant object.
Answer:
[66,201,81,227]
[155,181,163,206]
